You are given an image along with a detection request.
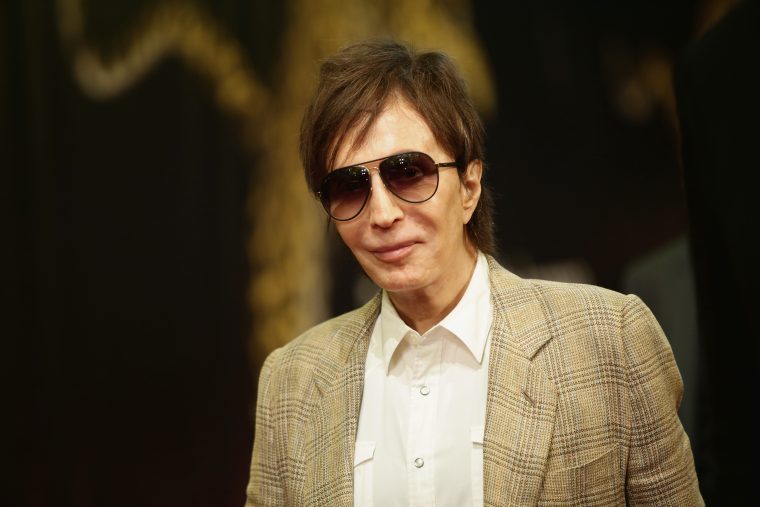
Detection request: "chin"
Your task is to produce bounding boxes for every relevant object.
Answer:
[355,249,435,293]
[366,268,427,294]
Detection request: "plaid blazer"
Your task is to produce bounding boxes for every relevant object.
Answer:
[246,257,703,506]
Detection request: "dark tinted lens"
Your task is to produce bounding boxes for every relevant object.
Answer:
[321,166,370,220]
[380,152,439,203]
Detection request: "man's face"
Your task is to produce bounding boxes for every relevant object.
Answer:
[331,98,481,298]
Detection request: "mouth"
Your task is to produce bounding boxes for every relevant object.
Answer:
[370,241,416,262]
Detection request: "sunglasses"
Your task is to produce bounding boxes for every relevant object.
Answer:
[317,151,460,221]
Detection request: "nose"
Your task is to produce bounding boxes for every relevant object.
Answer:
[367,169,403,228]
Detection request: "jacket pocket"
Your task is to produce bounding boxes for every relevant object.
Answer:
[539,445,623,506]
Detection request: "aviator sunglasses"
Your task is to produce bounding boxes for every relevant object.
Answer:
[317,151,460,221]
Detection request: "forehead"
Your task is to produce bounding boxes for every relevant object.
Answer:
[332,98,441,169]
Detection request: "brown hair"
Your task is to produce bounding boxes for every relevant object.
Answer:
[300,39,496,255]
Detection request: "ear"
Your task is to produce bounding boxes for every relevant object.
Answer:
[460,159,482,224]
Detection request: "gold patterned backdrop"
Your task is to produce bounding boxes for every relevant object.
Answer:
[55,0,496,368]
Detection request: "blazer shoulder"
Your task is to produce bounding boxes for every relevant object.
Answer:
[487,255,630,316]
[523,277,631,315]
[489,257,652,361]
[521,277,658,336]
[489,259,638,319]
[263,293,381,381]
[511,276,666,375]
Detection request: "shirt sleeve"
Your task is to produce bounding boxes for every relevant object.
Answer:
[245,348,285,507]
[622,295,703,506]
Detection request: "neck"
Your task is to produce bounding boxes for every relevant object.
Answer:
[388,247,478,335]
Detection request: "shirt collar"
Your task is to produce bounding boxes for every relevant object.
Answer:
[379,252,492,372]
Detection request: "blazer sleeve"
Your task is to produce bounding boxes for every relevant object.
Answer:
[246,348,285,507]
[622,295,703,506]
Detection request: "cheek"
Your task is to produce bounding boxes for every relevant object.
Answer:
[433,196,465,238]
[335,223,362,252]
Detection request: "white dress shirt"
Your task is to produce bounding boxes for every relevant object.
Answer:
[354,252,493,507]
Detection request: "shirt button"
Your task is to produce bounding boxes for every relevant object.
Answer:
[419,385,430,396]
[414,457,424,468]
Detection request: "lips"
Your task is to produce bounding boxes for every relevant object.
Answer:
[370,241,416,262]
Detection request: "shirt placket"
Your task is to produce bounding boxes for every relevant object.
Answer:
[406,331,441,506]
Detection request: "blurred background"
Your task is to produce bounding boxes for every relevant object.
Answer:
[4,0,756,505]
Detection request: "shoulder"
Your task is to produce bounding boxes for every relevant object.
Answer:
[487,255,638,333]
[486,255,659,365]
[260,293,381,387]
[523,276,634,323]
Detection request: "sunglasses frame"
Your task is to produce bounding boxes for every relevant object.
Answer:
[317,151,460,221]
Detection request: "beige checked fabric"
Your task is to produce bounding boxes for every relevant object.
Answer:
[246,257,703,506]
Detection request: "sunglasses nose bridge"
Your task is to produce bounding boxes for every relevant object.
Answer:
[366,166,388,196]
[365,164,387,190]
[364,171,404,225]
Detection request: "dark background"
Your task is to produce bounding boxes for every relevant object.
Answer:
[4,0,755,505]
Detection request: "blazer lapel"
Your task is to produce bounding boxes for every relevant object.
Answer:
[304,295,379,506]
[483,258,559,506]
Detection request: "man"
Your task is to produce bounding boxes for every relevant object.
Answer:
[246,39,702,506]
